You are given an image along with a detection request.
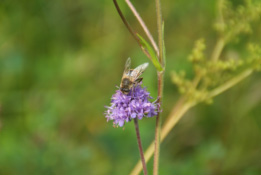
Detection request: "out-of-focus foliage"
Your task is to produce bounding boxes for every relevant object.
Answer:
[0,0,260,175]
[171,0,261,105]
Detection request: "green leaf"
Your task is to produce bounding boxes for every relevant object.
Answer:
[137,34,163,71]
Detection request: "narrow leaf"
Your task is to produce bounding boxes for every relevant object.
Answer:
[137,34,163,71]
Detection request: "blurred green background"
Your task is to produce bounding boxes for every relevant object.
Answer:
[0,0,261,174]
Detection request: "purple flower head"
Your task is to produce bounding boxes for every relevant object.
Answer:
[105,83,160,127]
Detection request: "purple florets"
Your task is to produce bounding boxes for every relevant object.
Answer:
[105,84,159,127]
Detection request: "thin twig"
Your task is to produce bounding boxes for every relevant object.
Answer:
[211,37,225,62]
[212,0,225,62]
[209,69,253,98]
[113,0,139,43]
[113,0,152,60]
[125,0,159,55]
[134,118,148,175]
[217,0,225,32]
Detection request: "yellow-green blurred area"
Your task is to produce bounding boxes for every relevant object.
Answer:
[0,0,261,174]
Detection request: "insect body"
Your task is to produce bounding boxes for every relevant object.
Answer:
[120,58,149,94]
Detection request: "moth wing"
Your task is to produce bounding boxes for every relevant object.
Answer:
[130,62,149,80]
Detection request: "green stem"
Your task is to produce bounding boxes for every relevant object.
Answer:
[209,69,253,98]
[217,0,225,32]
[211,37,225,62]
[212,0,226,62]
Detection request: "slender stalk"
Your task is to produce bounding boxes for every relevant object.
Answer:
[125,0,159,55]
[212,0,225,62]
[155,0,164,64]
[209,69,253,98]
[154,0,164,174]
[113,0,152,60]
[130,68,253,175]
[130,98,194,175]
[211,37,225,62]
[217,0,225,32]
[192,74,202,88]
[154,71,164,175]
[134,118,148,175]
[113,0,139,44]
[113,1,163,173]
